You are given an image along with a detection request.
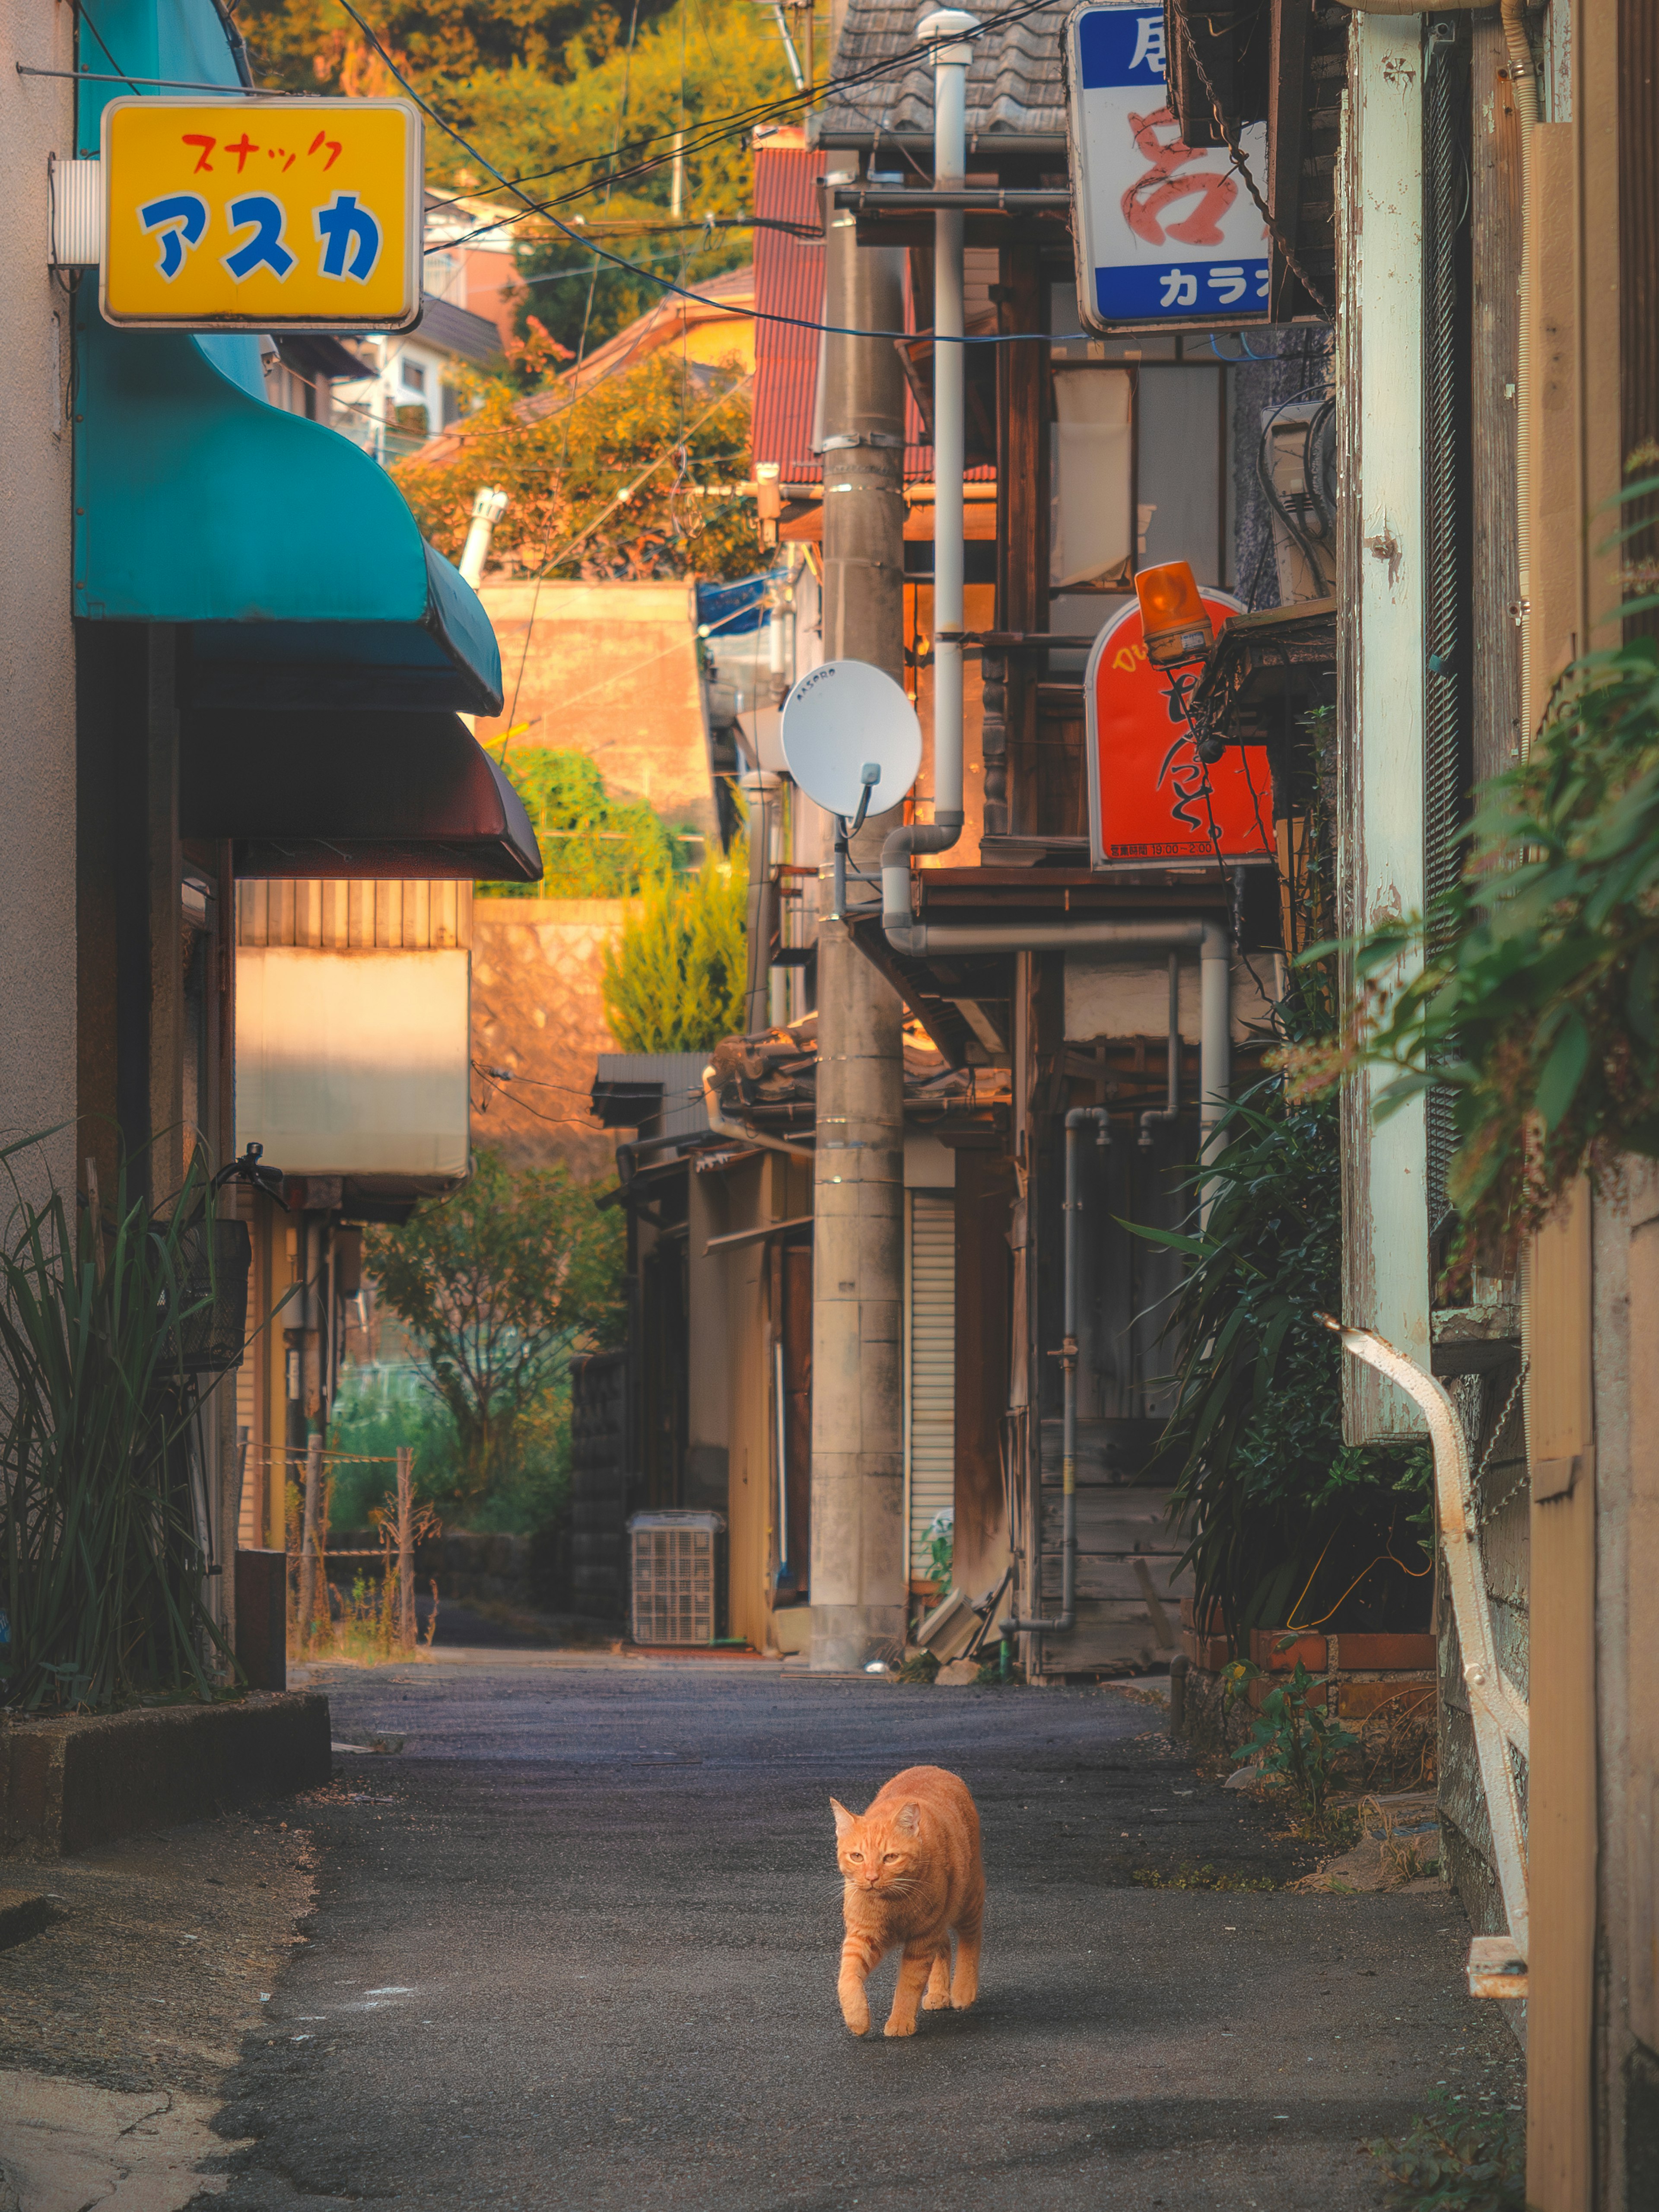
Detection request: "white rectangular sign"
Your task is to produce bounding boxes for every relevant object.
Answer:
[1065,0,1270,330]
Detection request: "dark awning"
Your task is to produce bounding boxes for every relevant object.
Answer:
[181,712,543,882]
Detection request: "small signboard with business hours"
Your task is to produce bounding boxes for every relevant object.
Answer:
[102,98,423,331]
[1065,0,1269,331]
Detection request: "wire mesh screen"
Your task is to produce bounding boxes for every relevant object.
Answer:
[164,1219,252,1375]
[629,1515,721,1645]
[1421,25,1467,1250]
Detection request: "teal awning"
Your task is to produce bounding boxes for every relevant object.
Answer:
[70,0,502,713]
[74,313,503,715]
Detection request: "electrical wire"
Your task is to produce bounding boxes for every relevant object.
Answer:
[502,369,753,724]
[418,0,1063,250]
[333,0,1060,346]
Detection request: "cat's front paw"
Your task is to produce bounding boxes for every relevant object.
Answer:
[883,2015,917,2038]
[841,2001,870,2037]
[921,1990,953,2011]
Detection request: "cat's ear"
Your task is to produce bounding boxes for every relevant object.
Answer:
[894,1802,920,1834]
[830,1798,855,1838]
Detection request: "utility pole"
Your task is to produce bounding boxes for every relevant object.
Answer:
[807,129,909,1672]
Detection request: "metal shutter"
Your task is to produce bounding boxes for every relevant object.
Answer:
[908,1191,956,1579]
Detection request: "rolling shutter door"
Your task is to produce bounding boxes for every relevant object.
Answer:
[908,1191,956,1578]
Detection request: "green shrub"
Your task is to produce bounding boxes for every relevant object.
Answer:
[1367,2091,1525,2212]
[1224,1650,1358,1820]
[1126,977,1432,1646]
[601,843,748,1052]
[0,1144,236,1709]
[1294,460,1659,1264]
[484,748,689,901]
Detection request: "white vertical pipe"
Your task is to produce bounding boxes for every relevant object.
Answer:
[459,485,508,589]
[919,9,975,830]
[1338,12,1429,1442]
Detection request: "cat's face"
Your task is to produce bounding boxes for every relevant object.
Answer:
[830,1798,919,1894]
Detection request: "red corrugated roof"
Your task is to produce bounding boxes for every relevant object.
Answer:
[752,141,994,490]
[752,143,826,484]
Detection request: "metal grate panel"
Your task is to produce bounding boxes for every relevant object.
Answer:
[908,1191,956,1576]
[629,1513,723,1645]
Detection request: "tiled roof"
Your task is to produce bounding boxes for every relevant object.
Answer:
[820,0,1070,143]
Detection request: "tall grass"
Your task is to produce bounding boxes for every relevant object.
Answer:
[0,1141,236,1711]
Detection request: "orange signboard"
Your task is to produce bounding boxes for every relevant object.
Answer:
[1084,591,1274,868]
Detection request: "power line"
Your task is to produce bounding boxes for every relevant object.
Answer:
[334,0,1059,345]
[420,0,1060,247]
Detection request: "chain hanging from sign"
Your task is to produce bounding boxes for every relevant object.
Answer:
[1083,591,1275,870]
[100,98,423,332]
[1064,1,1269,331]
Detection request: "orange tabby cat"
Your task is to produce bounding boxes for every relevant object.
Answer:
[830,1765,984,2038]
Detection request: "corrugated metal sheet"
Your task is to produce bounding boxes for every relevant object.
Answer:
[822,0,1069,143]
[908,1190,956,1575]
[238,879,471,951]
[592,1052,712,1141]
[750,142,995,487]
[753,143,827,483]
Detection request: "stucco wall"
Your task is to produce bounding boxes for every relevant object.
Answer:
[473,581,717,838]
[1,6,77,1183]
[470,898,628,1180]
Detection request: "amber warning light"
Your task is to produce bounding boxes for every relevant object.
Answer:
[1134,561,1215,669]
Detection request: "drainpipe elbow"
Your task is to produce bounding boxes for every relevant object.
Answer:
[881,814,963,949]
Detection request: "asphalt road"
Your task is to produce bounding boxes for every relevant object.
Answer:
[184,1656,1519,2212]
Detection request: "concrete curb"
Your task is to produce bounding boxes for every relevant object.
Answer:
[0,1692,331,1859]
[0,1888,51,1950]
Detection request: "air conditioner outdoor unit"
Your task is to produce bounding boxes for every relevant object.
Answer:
[627,1511,726,1646]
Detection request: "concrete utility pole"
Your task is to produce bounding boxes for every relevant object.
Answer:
[807,135,909,1672]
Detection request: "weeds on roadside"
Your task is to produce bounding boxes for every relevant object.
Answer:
[1365,2091,1524,2211]
[1224,1647,1359,1826]
[1130,1860,1276,1893]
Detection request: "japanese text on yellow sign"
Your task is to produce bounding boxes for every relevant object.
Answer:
[101,98,423,330]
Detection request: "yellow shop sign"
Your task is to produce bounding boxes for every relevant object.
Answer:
[101,98,423,331]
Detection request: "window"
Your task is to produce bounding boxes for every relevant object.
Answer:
[401,359,426,395]
[1046,283,1237,596]
[1050,366,1133,589]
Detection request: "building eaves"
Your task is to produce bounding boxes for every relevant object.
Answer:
[820,0,1070,146]
[416,295,504,368]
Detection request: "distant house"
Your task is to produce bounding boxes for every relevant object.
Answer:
[331,295,504,466]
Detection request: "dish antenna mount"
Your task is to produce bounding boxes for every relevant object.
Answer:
[779,660,922,917]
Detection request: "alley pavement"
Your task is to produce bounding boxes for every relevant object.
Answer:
[1,1657,1521,2211]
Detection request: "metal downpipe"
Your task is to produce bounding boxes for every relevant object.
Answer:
[880,913,1232,1222]
[1138,953,1181,1148]
[1002,1107,1109,1651]
[880,8,978,921]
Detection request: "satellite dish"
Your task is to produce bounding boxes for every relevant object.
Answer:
[779,660,922,818]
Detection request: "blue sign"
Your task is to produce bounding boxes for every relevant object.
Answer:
[1065,0,1271,332]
